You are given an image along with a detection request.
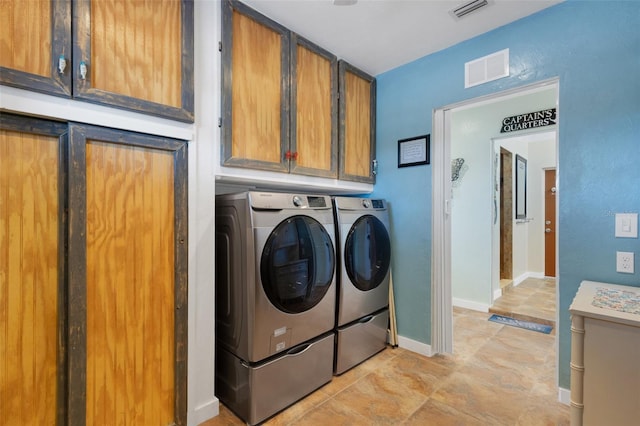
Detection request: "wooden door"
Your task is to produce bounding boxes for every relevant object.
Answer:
[73,0,194,122]
[289,34,338,178]
[221,0,290,172]
[0,0,71,96]
[544,169,556,277]
[67,124,187,425]
[338,60,376,183]
[1,114,68,425]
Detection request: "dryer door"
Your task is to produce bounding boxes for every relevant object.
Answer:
[344,215,391,291]
[261,215,335,314]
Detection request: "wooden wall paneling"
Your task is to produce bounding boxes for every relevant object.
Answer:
[0,114,68,425]
[338,60,376,184]
[221,0,290,172]
[73,0,194,122]
[290,34,338,178]
[0,0,71,96]
[67,123,188,425]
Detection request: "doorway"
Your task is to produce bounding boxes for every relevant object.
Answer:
[430,78,559,355]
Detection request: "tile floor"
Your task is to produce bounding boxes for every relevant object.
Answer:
[202,294,568,425]
[490,277,557,326]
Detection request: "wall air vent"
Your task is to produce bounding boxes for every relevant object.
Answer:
[465,48,509,88]
[451,0,490,19]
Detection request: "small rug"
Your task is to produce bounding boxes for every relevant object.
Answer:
[488,314,553,334]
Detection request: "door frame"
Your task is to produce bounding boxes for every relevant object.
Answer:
[431,78,559,356]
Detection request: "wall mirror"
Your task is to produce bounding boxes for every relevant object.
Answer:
[515,154,527,219]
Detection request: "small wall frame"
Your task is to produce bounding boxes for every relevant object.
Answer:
[398,134,430,168]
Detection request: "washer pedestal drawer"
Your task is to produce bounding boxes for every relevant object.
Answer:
[335,308,389,375]
[216,332,334,425]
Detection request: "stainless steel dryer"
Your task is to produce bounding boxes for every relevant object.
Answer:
[333,196,391,374]
[215,191,336,425]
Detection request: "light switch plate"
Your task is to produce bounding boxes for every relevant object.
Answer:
[615,213,638,238]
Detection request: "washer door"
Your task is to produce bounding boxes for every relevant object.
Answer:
[345,215,391,291]
[261,215,335,314]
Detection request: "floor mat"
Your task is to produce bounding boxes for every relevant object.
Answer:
[488,314,553,334]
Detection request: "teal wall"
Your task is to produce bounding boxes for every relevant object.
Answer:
[374,0,640,389]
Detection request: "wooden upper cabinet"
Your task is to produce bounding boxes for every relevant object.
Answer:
[221,0,290,172]
[338,60,376,184]
[0,0,194,123]
[221,0,338,178]
[74,0,194,122]
[290,35,338,178]
[0,0,72,96]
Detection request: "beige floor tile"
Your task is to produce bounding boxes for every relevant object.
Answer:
[203,287,568,425]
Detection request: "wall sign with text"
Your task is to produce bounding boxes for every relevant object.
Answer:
[500,108,557,133]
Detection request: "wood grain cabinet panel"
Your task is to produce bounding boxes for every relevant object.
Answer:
[221,0,290,172]
[68,124,188,425]
[0,114,188,425]
[0,0,194,122]
[0,0,71,96]
[1,115,68,425]
[339,60,376,184]
[290,35,338,178]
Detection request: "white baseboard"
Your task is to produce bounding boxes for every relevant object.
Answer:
[513,271,545,286]
[558,387,571,406]
[493,288,502,301]
[189,398,220,426]
[397,335,432,357]
[453,297,490,312]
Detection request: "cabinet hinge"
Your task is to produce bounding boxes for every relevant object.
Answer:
[218,117,222,128]
[218,41,222,52]
[372,159,378,175]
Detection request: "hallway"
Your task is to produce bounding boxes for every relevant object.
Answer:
[490,277,556,327]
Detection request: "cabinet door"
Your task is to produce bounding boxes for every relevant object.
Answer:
[0,0,71,96]
[290,35,338,178]
[1,114,68,425]
[221,0,290,172]
[73,0,194,122]
[67,124,188,425]
[338,60,376,183]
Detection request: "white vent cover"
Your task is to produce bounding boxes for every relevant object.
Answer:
[465,48,509,88]
[451,0,490,19]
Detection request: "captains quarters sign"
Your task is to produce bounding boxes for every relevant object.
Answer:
[501,108,556,133]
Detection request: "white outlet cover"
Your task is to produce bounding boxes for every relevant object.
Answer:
[616,251,635,274]
[615,213,638,238]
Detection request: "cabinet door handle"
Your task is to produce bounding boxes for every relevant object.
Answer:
[79,61,88,80]
[58,55,67,74]
[372,159,378,175]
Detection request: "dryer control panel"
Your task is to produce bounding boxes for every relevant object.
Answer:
[249,191,330,210]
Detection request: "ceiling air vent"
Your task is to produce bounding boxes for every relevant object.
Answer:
[451,0,490,19]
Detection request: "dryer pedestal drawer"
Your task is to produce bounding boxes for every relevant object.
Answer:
[335,308,389,375]
[216,333,334,425]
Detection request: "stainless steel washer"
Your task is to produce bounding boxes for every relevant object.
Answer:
[215,191,336,425]
[333,196,391,374]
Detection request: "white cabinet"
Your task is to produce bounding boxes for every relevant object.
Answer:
[569,280,640,426]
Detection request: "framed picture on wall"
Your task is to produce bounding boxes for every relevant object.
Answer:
[398,134,430,168]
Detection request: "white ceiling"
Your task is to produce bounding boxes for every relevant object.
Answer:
[241,0,563,76]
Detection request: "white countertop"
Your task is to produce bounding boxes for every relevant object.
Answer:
[569,280,640,328]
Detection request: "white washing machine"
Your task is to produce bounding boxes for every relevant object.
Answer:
[333,196,391,374]
[215,191,336,425]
